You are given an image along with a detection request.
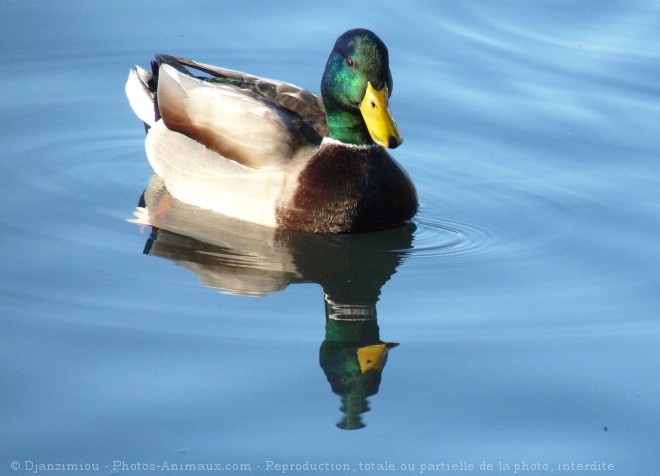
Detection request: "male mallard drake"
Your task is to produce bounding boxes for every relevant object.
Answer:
[126,28,417,233]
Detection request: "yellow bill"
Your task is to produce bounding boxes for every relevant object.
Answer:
[357,343,392,373]
[359,81,403,148]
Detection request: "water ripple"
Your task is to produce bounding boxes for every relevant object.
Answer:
[404,215,509,261]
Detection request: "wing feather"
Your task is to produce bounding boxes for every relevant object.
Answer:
[157,64,319,169]
[145,120,285,226]
[171,56,327,138]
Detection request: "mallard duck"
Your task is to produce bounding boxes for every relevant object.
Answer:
[126,28,417,233]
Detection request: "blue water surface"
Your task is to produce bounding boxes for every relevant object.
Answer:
[2,1,660,475]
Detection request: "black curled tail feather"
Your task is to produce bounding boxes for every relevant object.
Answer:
[148,59,161,122]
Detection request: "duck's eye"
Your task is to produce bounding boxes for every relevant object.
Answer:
[345,57,354,67]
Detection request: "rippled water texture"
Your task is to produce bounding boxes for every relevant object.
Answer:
[2,1,660,474]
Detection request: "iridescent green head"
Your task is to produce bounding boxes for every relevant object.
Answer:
[321,29,402,148]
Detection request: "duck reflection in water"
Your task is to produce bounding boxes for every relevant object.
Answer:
[133,175,415,429]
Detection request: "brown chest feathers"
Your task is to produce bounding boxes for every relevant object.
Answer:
[276,143,418,233]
